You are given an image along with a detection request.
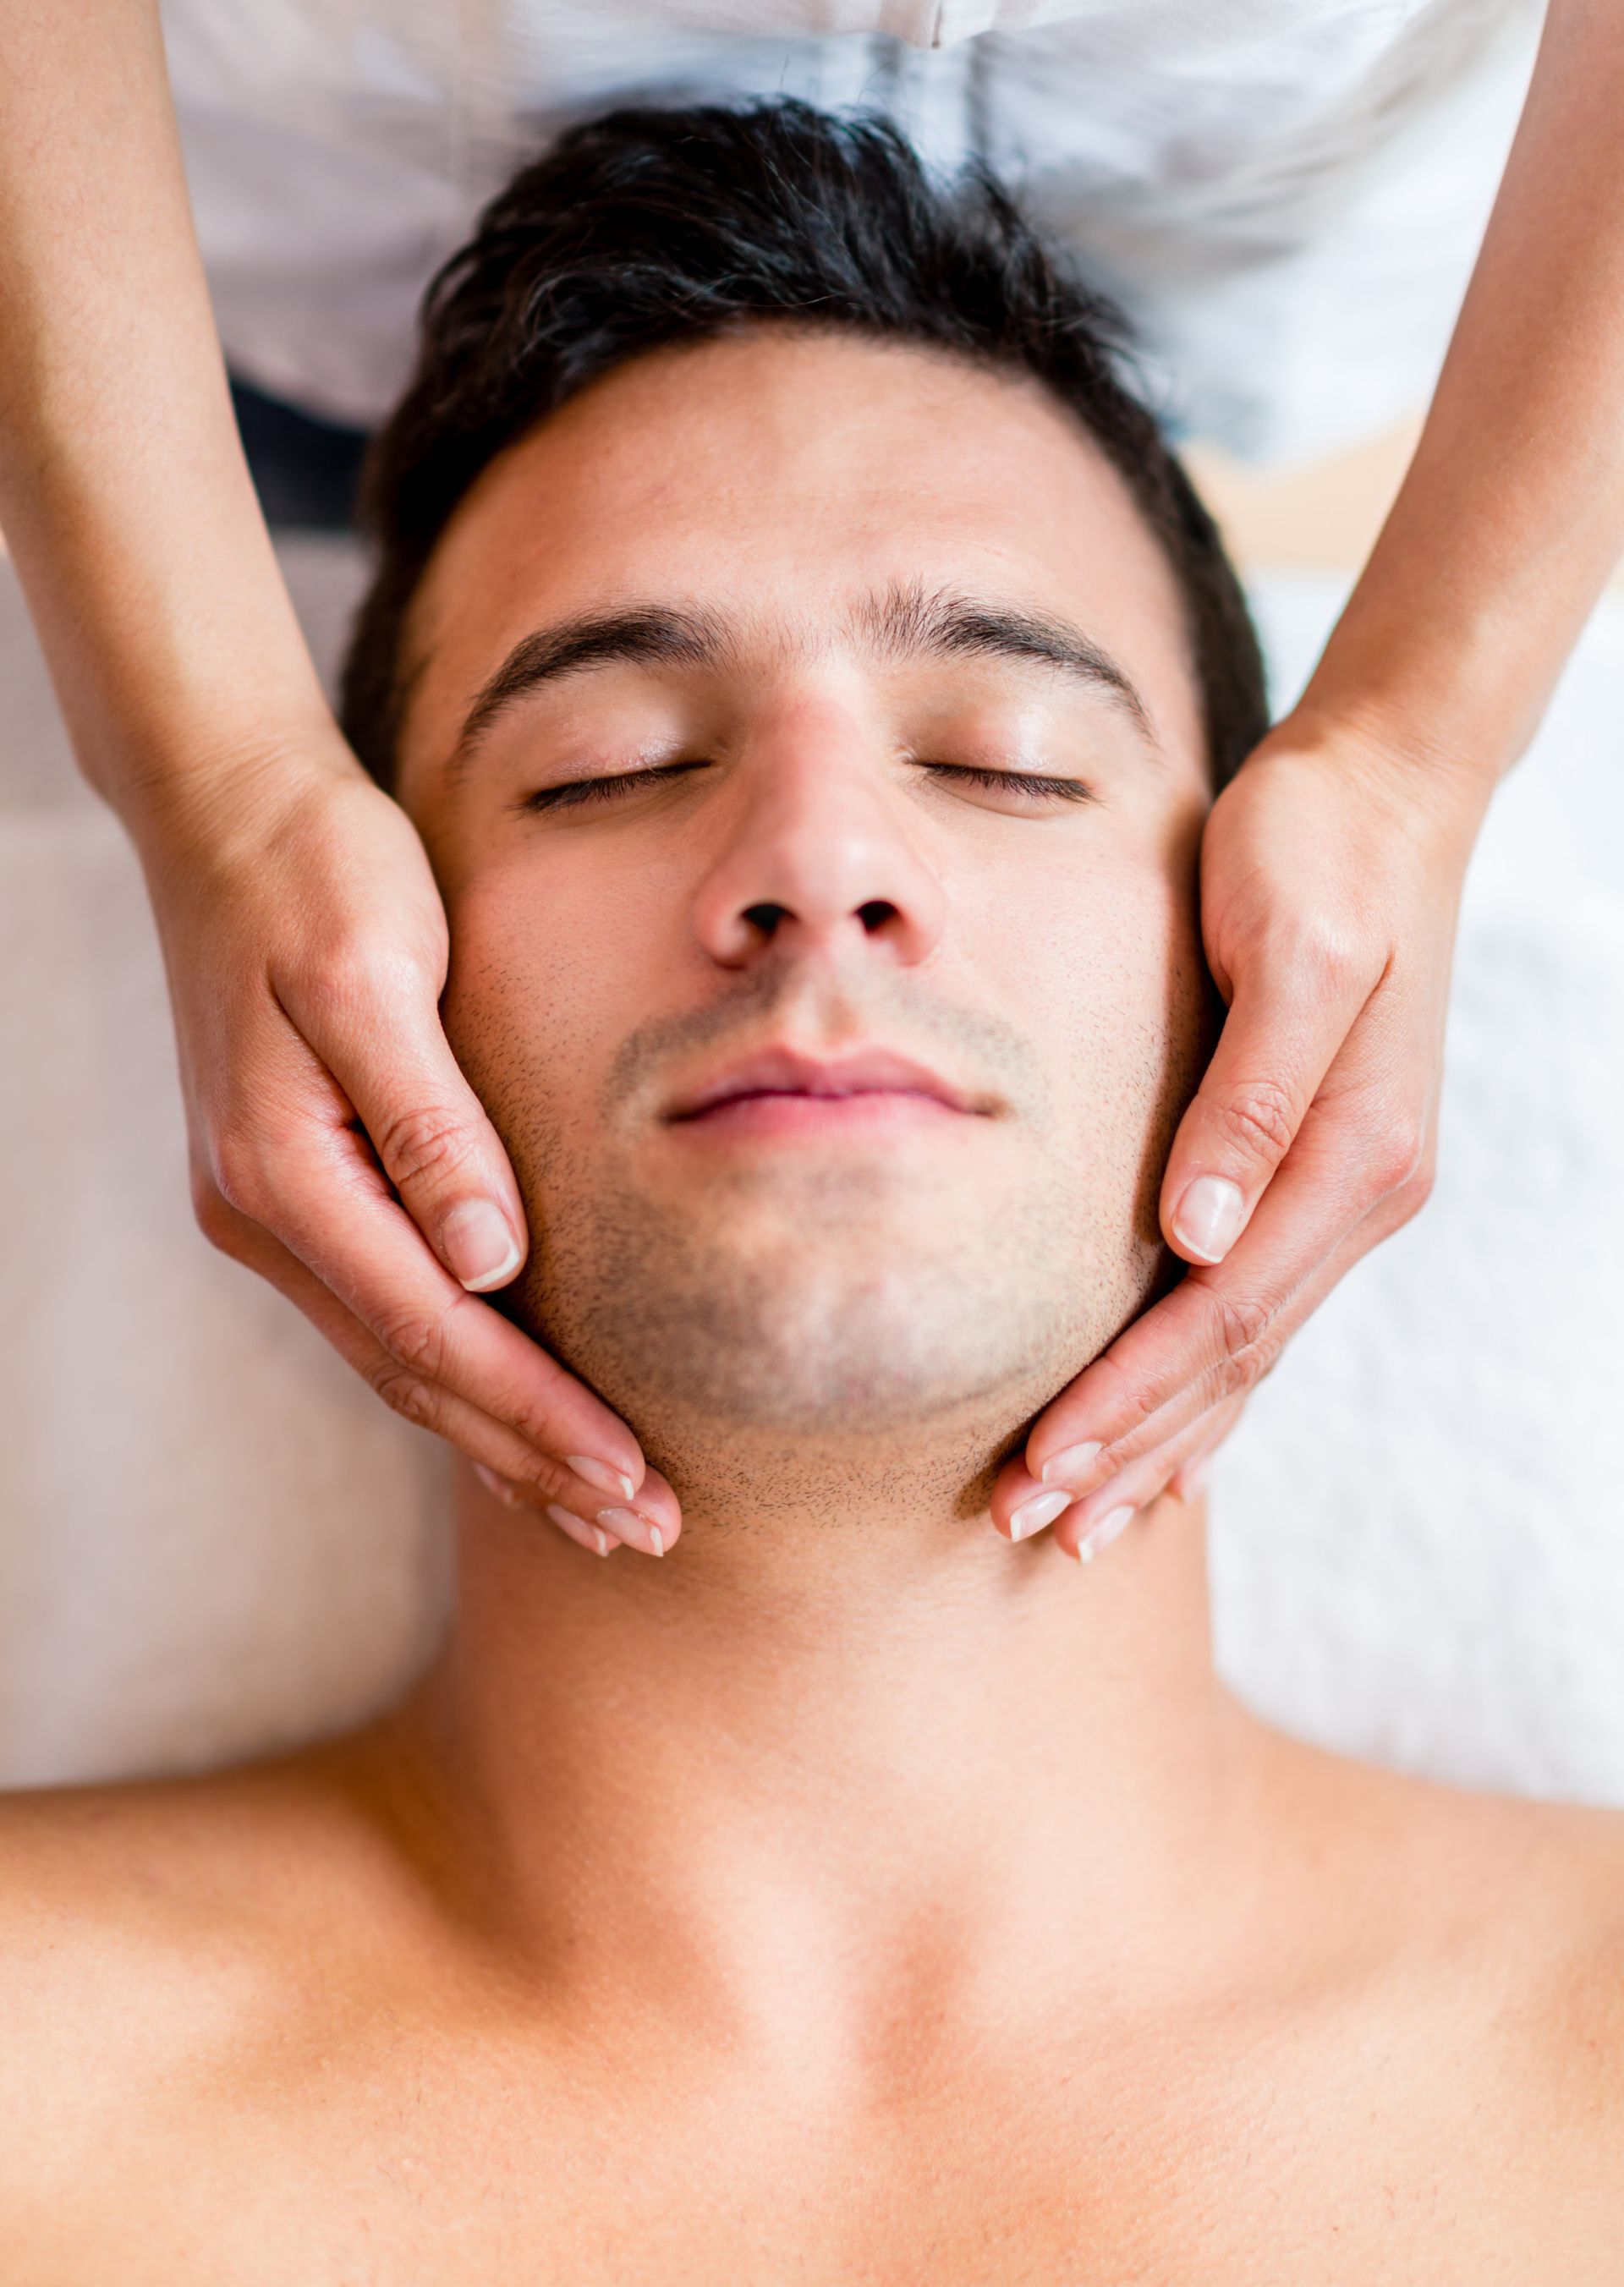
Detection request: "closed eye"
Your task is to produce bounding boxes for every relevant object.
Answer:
[920,761,1096,805]
[518,756,1096,815]
[520,761,706,814]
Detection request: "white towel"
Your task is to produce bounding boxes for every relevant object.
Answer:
[2,545,1620,1796]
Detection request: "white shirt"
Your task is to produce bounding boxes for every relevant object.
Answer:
[159,0,1544,460]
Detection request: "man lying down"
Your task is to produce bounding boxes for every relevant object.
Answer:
[5,100,1621,2282]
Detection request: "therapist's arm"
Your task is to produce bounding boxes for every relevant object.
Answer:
[0,1,675,1554]
[996,0,1624,1556]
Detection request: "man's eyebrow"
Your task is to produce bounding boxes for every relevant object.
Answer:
[452,606,729,772]
[447,585,1157,776]
[853,582,1158,745]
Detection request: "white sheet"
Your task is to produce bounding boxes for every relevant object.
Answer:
[2,543,1620,1796]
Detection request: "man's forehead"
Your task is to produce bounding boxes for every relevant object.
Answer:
[415,329,1171,629]
[400,329,1205,781]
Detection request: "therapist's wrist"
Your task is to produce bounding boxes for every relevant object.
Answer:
[1281,565,1554,804]
[118,705,377,902]
[1255,694,1504,852]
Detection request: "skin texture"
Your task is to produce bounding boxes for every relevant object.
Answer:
[3,0,1622,1556]
[3,331,1624,2284]
[401,330,1215,1542]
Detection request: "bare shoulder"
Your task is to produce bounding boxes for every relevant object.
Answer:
[1273,1733,1624,2192]
[1468,1786,1624,2122]
[0,1741,402,2213]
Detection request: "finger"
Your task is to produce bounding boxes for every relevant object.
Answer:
[994,1379,1245,1552]
[474,1468,622,1557]
[501,1459,683,1561]
[1160,940,1381,1266]
[1049,1394,1247,1562]
[197,1187,681,1554]
[207,1071,653,1502]
[1012,1130,1426,1516]
[1026,1000,1430,1499]
[285,966,531,1297]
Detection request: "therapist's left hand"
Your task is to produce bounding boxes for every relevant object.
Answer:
[990,710,1495,1560]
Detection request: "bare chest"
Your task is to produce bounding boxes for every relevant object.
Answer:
[26,2018,1615,2286]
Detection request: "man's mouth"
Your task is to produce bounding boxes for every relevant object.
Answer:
[664,1045,988,1136]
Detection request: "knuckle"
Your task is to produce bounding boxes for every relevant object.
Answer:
[1212,1079,1298,1166]
[374,1297,459,1381]
[190,1173,245,1258]
[1210,1289,1281,1394]
[1366,1116,1429,1198]
[1087,1347,1165,1445]
[365,1363,441,1430]
[321,937,425,1014]
[371,1103,479,1196]
[1382,1152,1437,1229]
[1288,913,1363,987]
[529,1456,590,1506]
[209,1131,272,1223]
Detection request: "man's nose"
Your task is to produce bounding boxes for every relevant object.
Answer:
[690,696,945,971]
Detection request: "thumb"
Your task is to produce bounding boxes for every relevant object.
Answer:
[329,1012,529,1294]
[1161,952,1370,1265]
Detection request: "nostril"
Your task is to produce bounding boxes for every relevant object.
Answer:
[858,900,897,933]
[742,901,788,939]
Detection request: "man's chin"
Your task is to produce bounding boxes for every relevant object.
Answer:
[510,1219,1089,1439]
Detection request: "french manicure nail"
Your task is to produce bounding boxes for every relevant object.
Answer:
[1171,1175,1244,1263]
[566,1455,637,1501]
[474,1463,519,1507]
[599,1505,663,1556]
[548,1502,616,1555]
[1009,1488,1072,1542]
[1040,1440,1103,1489]
[1180,1459,1211,1503]
[442,1198,523,1292]
[1075,1504,1136,1564]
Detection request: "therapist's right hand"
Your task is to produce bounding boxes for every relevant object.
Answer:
[155,741,680,1560]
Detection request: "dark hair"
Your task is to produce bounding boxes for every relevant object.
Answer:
[339,98,1267,787]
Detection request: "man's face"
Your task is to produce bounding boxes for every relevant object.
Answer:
[396,329,1215,1448]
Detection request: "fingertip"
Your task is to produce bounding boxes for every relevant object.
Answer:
[987,1454,1056,1542]
[632,1470,683,1540]
[565,1453,639,1503]
[441,1197,525,1291]
[1167,1174,1245,1264]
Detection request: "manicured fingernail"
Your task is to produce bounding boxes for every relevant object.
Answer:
[1171,1176,1244,1263]
[1180,1460,1211,1502]
[566,1456,637,1501]
[442,1198,523,1291]
[1009,1488,1072,1542]
[1075,1505,1135,1564]
[548,1502,615,1555]
[1040,1440,1103,1489]
[599,1505,664,1556]
[474,1463,519,1507]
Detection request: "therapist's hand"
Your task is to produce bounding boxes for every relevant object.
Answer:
[152,743,680,1560]
[990,714,1493,1560]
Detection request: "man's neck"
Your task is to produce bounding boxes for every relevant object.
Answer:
[394,1445,1270,2065]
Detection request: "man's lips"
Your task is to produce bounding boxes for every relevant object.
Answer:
[665,1045,981,1124]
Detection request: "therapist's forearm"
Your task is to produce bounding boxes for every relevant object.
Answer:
[1289,0,1624,783]
[0,0,338,847]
